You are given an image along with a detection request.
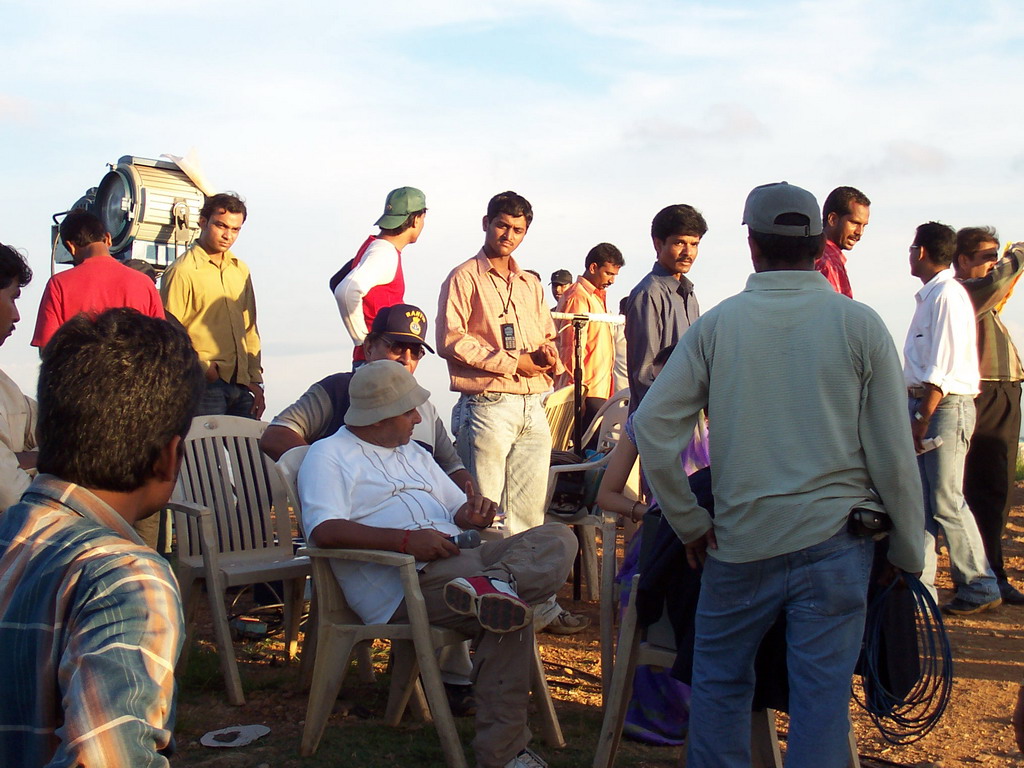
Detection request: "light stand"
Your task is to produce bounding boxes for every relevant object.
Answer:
[551,310,624,601]
[551,311,624,453]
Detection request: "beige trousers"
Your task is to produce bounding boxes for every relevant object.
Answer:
[393,523,577,768]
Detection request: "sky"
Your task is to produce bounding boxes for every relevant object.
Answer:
[2,0,1023,421]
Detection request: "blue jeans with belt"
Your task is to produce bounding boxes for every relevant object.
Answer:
[452,392,551,535]
[687,528,872,768]
[912,394,999,603]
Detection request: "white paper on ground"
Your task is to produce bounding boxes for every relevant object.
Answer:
[200,724,271,748]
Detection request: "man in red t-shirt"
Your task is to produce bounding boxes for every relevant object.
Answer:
[32,210,164,350]
[815,186,871,298]
[334,187,427,365]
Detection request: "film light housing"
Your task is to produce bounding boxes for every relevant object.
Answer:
[52,155,206,268]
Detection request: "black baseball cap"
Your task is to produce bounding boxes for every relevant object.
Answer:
[371,304,435,353]
[550,269,573,285]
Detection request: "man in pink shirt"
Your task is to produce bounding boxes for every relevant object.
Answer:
[32,210,164,350]
[437,191,588,635]
[814,186,871,298]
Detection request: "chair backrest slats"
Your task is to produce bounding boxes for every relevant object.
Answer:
[172,416,289,560]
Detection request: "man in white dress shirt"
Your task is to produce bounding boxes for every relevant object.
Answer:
[904,221,1001,615]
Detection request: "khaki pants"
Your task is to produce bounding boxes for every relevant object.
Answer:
[392,523,577,768]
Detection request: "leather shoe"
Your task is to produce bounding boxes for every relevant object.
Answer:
[941,596,1002,616]
[999,581,1024,605]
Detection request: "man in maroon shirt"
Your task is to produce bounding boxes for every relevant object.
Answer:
[32,210,164,350]
[815,186,871,298]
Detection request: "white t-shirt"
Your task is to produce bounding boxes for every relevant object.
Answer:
[298,426,464,624]
[334,239,400,344]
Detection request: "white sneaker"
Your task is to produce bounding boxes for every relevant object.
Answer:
[503,747,547,768]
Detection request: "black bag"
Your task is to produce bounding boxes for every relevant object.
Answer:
[548,450,586,515]
[328,258,355,293]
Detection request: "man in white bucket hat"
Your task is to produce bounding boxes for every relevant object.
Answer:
[298,360,576,768]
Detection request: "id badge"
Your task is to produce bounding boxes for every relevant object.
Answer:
[500,323,517,351]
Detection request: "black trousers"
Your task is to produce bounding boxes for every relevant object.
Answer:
[963,380,1022,581]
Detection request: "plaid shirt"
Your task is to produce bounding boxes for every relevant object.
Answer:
[959,244,1024,381]
[0,475,183,767]
[436,250,564,394]
[814,240,853,298]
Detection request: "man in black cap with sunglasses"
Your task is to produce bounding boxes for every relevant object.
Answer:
[261,303,472,489]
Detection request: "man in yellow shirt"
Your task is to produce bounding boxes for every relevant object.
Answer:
[160,193,265,418]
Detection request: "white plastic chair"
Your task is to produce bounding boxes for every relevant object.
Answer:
[171,415,310,706]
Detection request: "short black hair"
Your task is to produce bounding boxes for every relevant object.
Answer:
[956,226,1000,256]
[123,259,159,284]
[0,243,32,291]
[200,192,248,222]
[486,191,533,228]
[585,243,625,269]
[37,309,204,491]
[750,212,825,266]
[59,209,108,249]
[651,204,708,242]
[822,187,870,221]
[379,209,426,237]
[652,343,677,369]
[914,222,957,267]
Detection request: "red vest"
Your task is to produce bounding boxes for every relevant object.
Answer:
[351,236,405,362]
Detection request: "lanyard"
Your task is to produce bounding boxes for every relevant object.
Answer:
[487,272,515,318]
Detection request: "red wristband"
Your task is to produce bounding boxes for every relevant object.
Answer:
[399,530,411,554]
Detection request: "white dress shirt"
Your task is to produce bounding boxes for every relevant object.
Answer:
[903,269,980,396]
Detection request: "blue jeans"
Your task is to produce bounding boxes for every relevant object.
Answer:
[687,529,872,768]
[452,393,550,534]
[912,395,999,603]
[197,379,256,418]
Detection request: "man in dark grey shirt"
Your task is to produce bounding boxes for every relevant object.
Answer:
[625,204,707,409]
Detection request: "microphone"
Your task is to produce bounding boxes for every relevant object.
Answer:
[448,530,483,549]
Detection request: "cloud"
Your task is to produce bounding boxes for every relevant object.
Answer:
[0,93,31,122]
[626,103,770,149]
[851,141,952,179]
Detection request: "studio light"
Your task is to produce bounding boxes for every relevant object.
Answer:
[52,154,207,269]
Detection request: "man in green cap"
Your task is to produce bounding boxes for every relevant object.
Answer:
[333,187,427,366]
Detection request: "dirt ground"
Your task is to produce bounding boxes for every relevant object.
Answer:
[174,486,1024,767]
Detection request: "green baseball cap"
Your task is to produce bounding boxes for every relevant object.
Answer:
[375,187,427,229]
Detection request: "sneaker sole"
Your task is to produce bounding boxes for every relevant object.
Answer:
[477,593,531,633]
[443,581,531,633]
[943,597,1002,616]
[444,581,477,616]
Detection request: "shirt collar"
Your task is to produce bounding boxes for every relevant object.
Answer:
[473,249,524,279]
[574,275,605,299]
[22,474,147,546]
[190,243,237,267]
[915,267,954,303]
[650,263,695,294]
[744,270,835,292]
[824,240,847,265]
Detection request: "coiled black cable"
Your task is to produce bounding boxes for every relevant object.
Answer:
[853,573,954,744]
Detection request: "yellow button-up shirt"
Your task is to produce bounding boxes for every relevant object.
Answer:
[160,244,262,385]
